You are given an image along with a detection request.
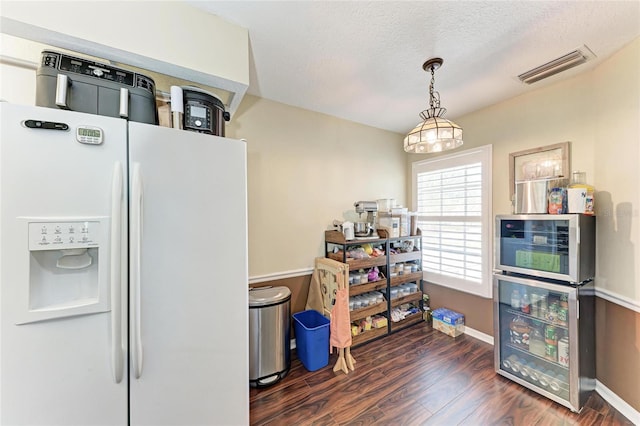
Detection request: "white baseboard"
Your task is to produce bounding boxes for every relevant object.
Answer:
[463,326,494,345]
[595,380,640,424]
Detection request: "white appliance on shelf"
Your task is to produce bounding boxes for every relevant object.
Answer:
[0,103,249,425]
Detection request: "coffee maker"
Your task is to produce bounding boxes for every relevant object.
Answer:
[353,201,379,238]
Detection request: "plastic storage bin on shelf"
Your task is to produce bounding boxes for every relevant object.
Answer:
[292,310,330,371]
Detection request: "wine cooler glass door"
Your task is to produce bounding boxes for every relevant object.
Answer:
[494,274,579,411]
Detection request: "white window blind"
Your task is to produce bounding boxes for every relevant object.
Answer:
[412,145,492,298]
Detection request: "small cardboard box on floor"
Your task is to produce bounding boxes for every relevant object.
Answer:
[432,307,464,337]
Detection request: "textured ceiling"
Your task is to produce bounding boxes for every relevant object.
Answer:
[187,1,640,134]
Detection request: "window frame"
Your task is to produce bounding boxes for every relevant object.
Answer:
[411,144,493,298]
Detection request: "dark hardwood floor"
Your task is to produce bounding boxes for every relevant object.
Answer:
[250,322,633,425]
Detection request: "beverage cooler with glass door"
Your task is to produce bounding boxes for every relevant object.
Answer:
[493,214,596,413]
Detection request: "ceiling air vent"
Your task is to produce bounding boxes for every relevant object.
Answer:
[518,46,595,84]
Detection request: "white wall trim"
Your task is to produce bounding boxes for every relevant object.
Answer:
[595,380,640,424]
[0,54,37,70]
[249,268,313,285]
[463,326,494,345]
[249,269,640,315]
[594,287,640,313]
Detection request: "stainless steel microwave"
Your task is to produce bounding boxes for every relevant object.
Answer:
[495,214,595,284]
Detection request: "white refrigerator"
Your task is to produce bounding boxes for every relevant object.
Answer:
[0,103,249,425]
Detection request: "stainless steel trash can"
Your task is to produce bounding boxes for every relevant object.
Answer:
[249,286,291,387]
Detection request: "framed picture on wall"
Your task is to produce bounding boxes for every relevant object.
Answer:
[509,141,571,201]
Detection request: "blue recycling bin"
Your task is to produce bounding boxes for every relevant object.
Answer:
[292,310,330,371]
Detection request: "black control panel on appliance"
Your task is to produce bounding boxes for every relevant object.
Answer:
[36,50,159,125]
[184,101,213,133]
[181,87,229,136]
[40,51,154,94]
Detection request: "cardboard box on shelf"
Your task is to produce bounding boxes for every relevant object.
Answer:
[431,307,465,337]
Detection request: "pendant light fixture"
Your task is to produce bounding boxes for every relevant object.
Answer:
[404,58,463,153]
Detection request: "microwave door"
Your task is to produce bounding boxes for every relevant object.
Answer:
[495,214,595,284]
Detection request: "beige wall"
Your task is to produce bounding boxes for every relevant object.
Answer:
[410,37,640,412]
[2,11,638,413]
[0,32,407,279]
[591,38,640,412]
[226,95,406,277]
[411,38,639,307]
[592,38,640,302]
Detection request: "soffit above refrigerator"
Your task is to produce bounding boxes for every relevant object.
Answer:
[0,1,249,118]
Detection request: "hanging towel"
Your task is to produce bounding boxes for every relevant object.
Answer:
[330,286,352,351]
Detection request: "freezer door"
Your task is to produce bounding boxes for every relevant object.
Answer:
[0,103,128,425]
[128,123,249,426]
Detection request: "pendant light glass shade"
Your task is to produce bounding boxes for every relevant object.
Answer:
[403,113,463,153]
[404,58,463,154]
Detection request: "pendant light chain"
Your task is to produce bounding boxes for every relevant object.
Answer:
[429,66,435,110]
[428,64,441,111]
[403,57,464,154]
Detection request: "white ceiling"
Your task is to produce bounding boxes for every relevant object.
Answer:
[187,1,640,135]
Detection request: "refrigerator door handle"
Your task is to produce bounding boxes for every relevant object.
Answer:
[130,162,144,379]
[119,88,129,119]
[110,162,125,383]
[55,74,70,108]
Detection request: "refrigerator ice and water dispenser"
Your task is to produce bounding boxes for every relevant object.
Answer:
[19,218,109,324]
